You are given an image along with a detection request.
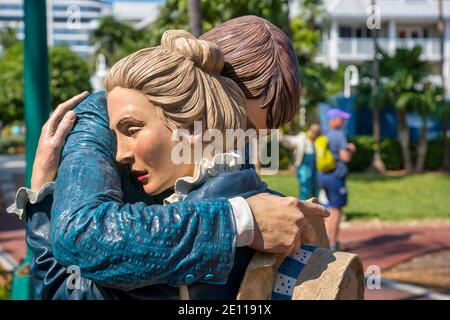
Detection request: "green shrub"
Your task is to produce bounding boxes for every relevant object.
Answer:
[347,136,405,171]
[0,135,25,154]
[0,270,12,300]
[279,144,291,170]
[348,136,375,172]
[424,139,445,170]
[267,134,445,172]
[380,138,404,170]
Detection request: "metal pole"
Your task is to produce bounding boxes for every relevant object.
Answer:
[10,0,50,300]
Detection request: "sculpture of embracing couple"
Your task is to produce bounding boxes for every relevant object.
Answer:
[8,15,364,300]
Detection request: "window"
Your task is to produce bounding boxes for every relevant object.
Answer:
[53,17,95,23]
[339,26,352,38]
[53,5,100,13]
[355,27,373,38]
[0,4,22,10]
[0,16,22,21]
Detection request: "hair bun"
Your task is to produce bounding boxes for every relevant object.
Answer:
[161,30,224,75]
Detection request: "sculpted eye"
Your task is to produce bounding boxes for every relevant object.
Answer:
[128,127,141,137]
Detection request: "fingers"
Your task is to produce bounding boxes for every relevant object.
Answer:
[280,224,316,257]
[52,111,76,146]
[306,197,321,204]
[46,91,89,135]
[292,222,316,255]
[297,199,330,218]
[280,219,317,257]
[300,221,316,245]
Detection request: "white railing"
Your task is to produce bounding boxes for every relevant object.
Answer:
[395,38,440,59]
[335,38,441,61]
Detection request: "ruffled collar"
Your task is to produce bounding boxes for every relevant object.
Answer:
[164,152,241,204]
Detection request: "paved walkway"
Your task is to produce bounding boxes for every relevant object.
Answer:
[0,155,26,271]
[340,220,450,270]
[340,220,450,300]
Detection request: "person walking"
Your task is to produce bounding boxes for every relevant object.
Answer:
[280,123,321,200]
[318,109,356,251]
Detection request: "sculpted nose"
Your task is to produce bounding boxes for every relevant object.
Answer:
[116,150,134,165]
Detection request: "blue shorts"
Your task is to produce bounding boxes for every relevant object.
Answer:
[318,172,348,208]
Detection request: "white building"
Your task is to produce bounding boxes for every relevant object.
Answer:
[112,0,160,29]
[317,0,450,95]
[0,0,111,56]
[0,0,161,56]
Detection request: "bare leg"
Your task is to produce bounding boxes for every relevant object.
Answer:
[325,207,342,249]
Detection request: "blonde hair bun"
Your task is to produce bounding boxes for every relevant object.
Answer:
[161,30,224,75]
[105,28,247,140]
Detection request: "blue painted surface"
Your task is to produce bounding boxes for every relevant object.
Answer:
[319,95,443,141]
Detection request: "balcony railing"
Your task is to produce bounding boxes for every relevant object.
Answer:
[335,38,441,61]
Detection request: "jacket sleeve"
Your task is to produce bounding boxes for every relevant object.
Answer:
[49,92,236,291]
[25,193,109,299]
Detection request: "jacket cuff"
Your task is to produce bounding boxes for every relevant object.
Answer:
[229,196,255,247]
[6,182,55,220]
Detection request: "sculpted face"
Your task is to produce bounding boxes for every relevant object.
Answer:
[107,87,195,195]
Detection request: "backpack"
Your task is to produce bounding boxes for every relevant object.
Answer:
[314,135,337,173]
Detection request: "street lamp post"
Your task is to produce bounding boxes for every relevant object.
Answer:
[10,0,50,300]
[344,65,359,98]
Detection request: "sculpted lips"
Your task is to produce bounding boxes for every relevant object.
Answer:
[132,170,149,183]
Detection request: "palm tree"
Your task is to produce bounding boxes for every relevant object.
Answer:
[370,0,386,173]
[91,17,138,66]
[188,0,203,37]
[396,84,437,172]
[438,0,450,171]
[380,46,431,173]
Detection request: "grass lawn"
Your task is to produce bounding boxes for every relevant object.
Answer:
[261,173,450,221]
[0,269,11,300]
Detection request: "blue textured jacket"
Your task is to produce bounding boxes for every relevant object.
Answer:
[25,91,253,299]
[26,165,267,300]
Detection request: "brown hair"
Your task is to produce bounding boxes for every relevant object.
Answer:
[104,30,246,137]
[200,15,301,128]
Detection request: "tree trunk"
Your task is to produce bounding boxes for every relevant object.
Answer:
[415,114,428,173]
[397,109,413,172]
[370,0,386,173]
[188,0,203,37]
[438,0,449,172]
[284,0,292,38]
[372,106,386,173]
[442,116,450,171]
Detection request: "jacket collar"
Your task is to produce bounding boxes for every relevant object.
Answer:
[164,152,241,204]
